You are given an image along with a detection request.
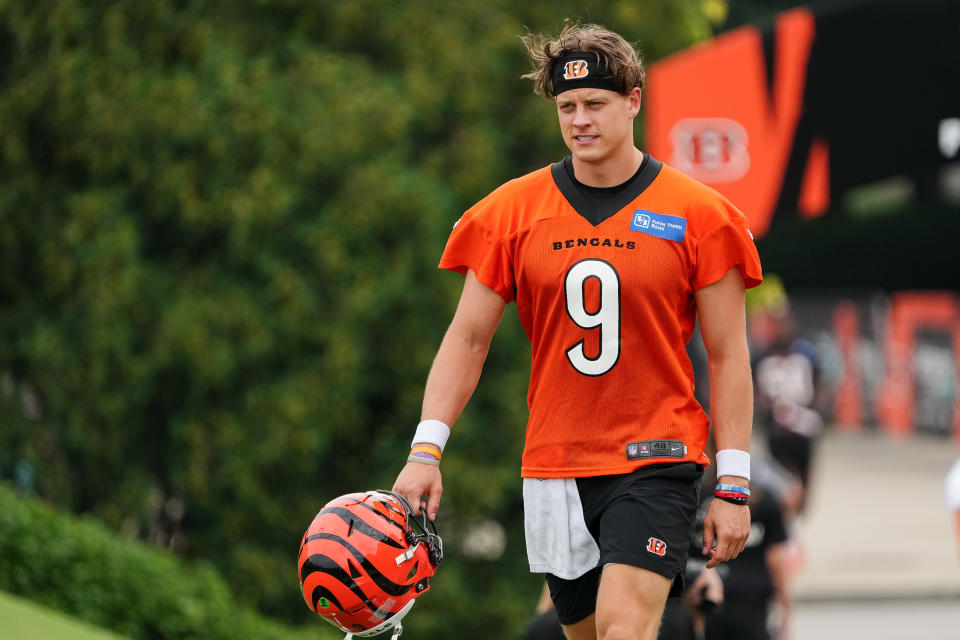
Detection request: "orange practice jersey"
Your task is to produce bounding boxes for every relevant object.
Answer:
[439,157,762,478]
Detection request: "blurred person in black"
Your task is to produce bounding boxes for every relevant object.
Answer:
[686,456,792,640]
[703,486,790,640]
[752,306,822,507]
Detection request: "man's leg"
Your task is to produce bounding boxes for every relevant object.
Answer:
[545,464,701,640]
[560,612,596,640]
[594,564,671,640]
[546,569,601,640]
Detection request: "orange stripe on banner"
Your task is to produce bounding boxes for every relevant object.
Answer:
[799,137,830,218]
[645,8,816,238]
[832,301,861,430]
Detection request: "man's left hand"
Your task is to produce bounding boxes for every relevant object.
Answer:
[701,495,751,568]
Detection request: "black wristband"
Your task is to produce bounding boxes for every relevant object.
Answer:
[714,494,749,506]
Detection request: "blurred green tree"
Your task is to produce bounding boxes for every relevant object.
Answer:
[0,0,722,635]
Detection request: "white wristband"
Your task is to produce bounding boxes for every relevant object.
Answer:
[716,449,751,481]
[411,419,451,452]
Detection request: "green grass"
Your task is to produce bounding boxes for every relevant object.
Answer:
[0,590,127,640]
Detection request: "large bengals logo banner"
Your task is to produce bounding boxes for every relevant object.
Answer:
[645,0,960,240]
[645,8,823,239]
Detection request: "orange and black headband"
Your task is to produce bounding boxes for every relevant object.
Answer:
[551,51,618,95]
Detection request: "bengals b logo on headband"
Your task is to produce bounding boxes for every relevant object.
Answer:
[563,59,590,80]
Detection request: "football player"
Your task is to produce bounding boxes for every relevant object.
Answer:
[393,23,762,640]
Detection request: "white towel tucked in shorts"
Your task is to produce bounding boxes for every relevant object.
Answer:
[523,477,600,580]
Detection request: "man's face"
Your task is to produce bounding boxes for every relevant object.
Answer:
[556,87,641,165]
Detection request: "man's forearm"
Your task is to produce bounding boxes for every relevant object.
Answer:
[709,351,753,485]
[709,351,752,450]
[419,326,490,428]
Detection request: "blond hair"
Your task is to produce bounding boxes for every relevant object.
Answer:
[521,23,645,98]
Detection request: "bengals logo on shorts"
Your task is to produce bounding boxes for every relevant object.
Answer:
[563,59,590,80]
[646,537,667,556]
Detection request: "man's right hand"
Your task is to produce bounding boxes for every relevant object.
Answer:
[392,462,443,521]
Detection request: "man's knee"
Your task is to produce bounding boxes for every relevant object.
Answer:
[597,618,659,640]
[595,564,670,640]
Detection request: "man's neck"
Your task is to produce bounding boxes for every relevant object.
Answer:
[571,146,645,187]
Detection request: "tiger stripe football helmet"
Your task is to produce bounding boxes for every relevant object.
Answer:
[298,490,443,639]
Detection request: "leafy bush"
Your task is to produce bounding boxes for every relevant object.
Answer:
[0,484,334,640]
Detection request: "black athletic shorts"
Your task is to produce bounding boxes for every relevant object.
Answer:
[545,462,702,625]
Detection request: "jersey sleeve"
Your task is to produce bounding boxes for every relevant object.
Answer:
[691,203,763,291]
[437,205,516,303]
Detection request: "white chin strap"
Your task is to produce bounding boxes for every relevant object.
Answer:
[344,624,403,640]
[342,599,416,639]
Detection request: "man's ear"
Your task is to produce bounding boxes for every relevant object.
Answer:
[627,87,642,118]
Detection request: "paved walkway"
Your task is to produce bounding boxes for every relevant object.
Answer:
[793,599,960,639]
[790,429,960,600]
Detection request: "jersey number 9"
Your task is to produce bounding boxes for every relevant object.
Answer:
[564,259,620,376]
